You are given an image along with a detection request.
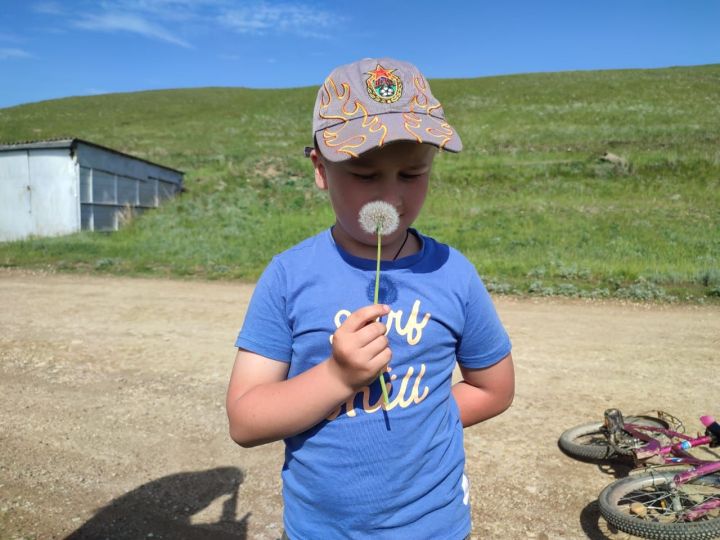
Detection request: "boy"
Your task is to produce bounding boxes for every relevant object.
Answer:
[226,57,514,539]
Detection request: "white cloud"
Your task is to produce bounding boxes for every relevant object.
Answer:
[220,2,339,38]
[30,0,339,49]
[0,48,33,60]
[74,12,193,48]
[103,0,222,23]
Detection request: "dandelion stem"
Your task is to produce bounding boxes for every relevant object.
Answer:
[374,229,381,304]
[374,225,390,405]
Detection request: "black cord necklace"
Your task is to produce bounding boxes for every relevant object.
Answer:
[392,230,410,260]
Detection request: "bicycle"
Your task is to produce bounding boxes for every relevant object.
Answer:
[559,408,720,540]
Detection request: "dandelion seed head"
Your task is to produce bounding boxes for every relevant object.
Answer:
[358,201,400,236]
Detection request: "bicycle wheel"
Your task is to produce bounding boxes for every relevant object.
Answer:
[598,469,720,540]
[559,416,668,461]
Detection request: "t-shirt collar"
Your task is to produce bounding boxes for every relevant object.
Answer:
[327,227,425,270]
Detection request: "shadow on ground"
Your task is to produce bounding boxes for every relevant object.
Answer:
[580,500,617,540]
[65,466,250,539]
[559,441,633,538]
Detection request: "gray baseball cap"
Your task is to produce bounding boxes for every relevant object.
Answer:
[309,57,462,162]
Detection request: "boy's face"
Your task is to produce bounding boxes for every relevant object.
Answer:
[311,141,436,259]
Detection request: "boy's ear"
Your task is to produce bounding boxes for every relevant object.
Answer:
[310,149,328,190]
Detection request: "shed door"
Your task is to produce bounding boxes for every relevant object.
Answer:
[28,149,78,236]
[0,151,33,242]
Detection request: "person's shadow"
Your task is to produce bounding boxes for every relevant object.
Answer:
[65,466,250,539]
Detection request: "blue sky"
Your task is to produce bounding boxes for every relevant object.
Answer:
[1,0,718,109]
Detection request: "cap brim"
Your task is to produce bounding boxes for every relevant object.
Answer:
[316,112,462,162]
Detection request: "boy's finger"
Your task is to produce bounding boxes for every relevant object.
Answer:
[362,334,390,360]
[369,347,392,371]
[355,321,387,344]
[343,304,390,331]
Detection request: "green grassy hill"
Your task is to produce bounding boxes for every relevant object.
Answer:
[1,65,719,301]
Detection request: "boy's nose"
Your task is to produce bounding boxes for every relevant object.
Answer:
[380,194,403,215]
[375,177,404,214]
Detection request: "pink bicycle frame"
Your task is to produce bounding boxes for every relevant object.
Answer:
[629,414,720,521]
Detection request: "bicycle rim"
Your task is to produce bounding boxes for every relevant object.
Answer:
[599,469,720,540]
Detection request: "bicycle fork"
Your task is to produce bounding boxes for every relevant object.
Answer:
[671,461,720,521]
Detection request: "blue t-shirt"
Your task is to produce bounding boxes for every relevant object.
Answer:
[236,228,511,540]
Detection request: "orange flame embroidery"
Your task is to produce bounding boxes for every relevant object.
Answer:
[403,76,455,149]
[319,76,387,159]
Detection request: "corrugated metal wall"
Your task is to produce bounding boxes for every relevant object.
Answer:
[76,142,182,232]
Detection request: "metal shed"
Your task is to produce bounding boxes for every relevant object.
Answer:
[0,138,183,242]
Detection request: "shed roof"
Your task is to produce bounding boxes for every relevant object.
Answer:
[0,138,184,174]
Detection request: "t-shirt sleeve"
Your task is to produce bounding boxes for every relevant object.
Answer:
[235,258,293,362]
[456,270,512,369]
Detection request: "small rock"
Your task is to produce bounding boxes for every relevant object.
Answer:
[630,502,647,516]
[599,151,629,170]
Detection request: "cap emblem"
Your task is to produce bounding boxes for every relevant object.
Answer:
[366,64,402,104]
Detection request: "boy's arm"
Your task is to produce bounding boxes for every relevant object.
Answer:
[226,349,349,447]
[226,303,391,447]
[451,353,514,428]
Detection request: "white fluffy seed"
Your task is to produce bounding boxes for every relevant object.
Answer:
[358,201,400,236]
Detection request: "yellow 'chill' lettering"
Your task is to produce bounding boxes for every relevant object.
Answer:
[411,363,429,403]
[385,366,415,409]
[324,363,430,421]
[361,385,384,413]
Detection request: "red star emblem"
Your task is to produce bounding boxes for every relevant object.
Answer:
[364,63,402,103]
[368,65,394,80]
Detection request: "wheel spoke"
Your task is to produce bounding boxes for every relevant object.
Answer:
[614,426,674,452]
[617,482,720,523]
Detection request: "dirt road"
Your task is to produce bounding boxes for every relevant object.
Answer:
[1,269,718,539]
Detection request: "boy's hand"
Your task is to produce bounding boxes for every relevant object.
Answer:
[329,304,392,392]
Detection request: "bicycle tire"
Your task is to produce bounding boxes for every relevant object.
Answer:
[598,469,720,540]
[559,416,668,461]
